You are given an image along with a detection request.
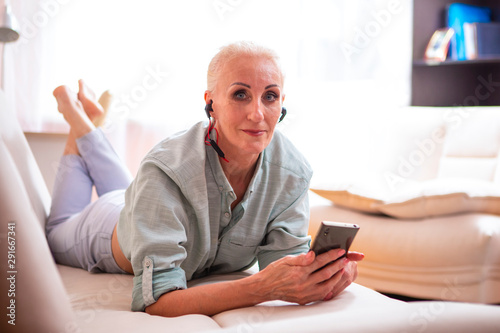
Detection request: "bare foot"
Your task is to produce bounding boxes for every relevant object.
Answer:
[78,79,107,126]
[96,90,112,127]
[53,85,95,138]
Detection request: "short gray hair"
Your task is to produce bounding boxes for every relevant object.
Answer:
[206,41,284,93]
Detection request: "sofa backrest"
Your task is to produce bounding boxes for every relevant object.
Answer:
[372,106,500,184]
[0,90,51,228]
[438,107,500,182]
[0,90,77,332]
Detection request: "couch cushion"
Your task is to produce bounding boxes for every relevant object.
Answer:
[379,178,500,218]
[212,283,402,329]
[57,262,500,333]
[438,107,500,182]
[210,301,500,333]
[310,181,384,215]
[372,107,448,182]
[57,265,222,332]
[57,264,405,332]
[311,178,500,219]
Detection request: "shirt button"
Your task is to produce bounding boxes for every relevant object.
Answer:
[145,258,152,268]
[224,212,230,218]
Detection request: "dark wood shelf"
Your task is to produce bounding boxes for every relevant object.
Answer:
[413,58,500,67]
[411,0,500,106]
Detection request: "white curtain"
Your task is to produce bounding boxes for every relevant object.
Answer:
[8,0,412,176]
[5,0,57,131]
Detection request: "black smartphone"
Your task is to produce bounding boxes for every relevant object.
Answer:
[310,221,360,256]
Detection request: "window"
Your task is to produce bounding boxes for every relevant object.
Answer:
[7,0,412,174]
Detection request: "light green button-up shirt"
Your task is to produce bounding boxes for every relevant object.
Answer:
[118,121,313,311]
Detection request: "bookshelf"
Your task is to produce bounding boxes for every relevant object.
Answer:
[412,0,500,106]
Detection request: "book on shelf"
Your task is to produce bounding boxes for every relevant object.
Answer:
[464,22,500,60]
[447,3,491,61]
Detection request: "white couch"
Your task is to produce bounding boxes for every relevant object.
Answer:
[308,106,500,304]
[2,90,500,332]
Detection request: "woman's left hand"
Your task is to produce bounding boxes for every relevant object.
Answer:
[322,251,365,301]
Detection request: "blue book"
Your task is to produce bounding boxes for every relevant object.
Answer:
[476,22,500,58]
[447,3,491,60]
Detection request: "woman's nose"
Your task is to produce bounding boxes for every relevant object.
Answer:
[247,100,264,122]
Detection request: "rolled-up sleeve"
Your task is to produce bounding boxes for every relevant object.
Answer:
[118,158,190,312]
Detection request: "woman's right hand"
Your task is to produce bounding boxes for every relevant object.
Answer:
[252,249,353,305]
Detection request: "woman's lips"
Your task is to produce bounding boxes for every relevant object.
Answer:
[242,129,266,136]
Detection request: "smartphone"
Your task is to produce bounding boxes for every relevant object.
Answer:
[310,221,360,256]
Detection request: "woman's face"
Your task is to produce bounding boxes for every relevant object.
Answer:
[206,55,284,161]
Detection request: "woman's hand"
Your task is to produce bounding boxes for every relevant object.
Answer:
[322,251,364,301]
[145,249,365,317]
[252,249,364,305]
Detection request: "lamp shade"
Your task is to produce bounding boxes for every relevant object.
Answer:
[0,5,19,43]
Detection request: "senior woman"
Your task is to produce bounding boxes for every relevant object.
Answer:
[46,41,364,317]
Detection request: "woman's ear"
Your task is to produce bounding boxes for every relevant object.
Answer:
[204,91,214,119]
[204,91,213,105]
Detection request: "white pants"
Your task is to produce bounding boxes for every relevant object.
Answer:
[46,129,132,273]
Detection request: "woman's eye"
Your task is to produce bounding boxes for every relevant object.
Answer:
[234,91,247,99]
[264,92,277,101]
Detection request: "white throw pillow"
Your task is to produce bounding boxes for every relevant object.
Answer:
[310,178,500,219]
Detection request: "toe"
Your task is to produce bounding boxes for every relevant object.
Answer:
[78,79,96,101]
[53,85,71,99]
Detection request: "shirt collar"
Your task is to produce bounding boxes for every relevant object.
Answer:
[206,140,263,198]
